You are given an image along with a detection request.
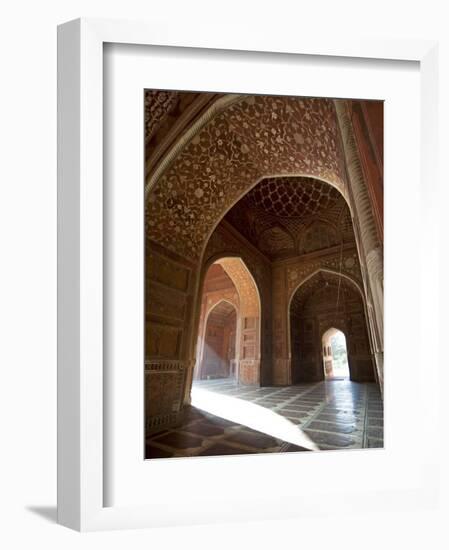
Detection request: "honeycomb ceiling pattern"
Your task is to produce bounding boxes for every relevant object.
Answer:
[224,176,352,260]
[247,177,341,218]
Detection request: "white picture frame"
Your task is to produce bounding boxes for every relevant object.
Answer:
[57,17,439,531]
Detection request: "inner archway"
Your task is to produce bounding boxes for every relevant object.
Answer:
[289,270,374,383]
[322,327,350,380]
[194,257,261,385]
[199,300,237,380]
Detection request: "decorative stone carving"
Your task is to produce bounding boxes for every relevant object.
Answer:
[145,91,180,144]
[216,257,260,318]
[285,249,362,300]
[225,176,354,259]
[145,360,187,434]
[258,226,295,256]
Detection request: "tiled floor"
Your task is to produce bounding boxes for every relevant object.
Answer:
[145,379,383,459]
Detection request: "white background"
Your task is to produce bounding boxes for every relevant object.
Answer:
[1,0,448,548]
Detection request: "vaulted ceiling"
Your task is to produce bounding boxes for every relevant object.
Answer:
[235,176,341,218]
[202,263,235,294]
[207,300,237,327]
[223,176,355,260]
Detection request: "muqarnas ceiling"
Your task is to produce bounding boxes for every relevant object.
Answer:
[224,176,355,260]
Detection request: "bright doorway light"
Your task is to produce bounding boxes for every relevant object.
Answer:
[322,328,350,379]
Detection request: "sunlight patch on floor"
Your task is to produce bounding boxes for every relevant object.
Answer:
[191,386,319,451]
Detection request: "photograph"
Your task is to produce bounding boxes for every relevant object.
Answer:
[144,91,384,459]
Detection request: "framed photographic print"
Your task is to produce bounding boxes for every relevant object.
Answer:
[143,89,384,459]
[57,18,440,531]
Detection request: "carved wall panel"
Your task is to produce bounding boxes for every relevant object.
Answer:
[147,247,190,292]
[238,316,259,384]
[145,360,187,435]
[146,323,181,359]
[145,243,195,436]
[148,281,186,321]
[239,360,261,385]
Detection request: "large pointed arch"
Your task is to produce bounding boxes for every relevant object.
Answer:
[288,267,365,309]
[194,257,262,387]
[288,269,374,383]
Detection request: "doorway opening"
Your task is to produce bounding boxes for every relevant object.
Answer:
[194,257,261,385]
[322,328,350,380]
[199,300,237,380]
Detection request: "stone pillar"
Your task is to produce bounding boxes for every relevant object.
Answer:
[334,100,384,391]
[271,264,290,385]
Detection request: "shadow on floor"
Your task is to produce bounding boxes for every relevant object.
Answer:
[26,506,57,523]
